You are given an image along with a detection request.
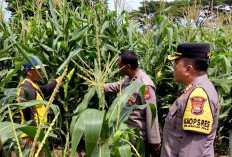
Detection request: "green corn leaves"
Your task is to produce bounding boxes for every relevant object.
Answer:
[70,82,154,157]
[85,110,105,157]
[57,49,82,74]
[106,81,145,125]
[71,109,105,157]
[0,122,51,157]
[0,0,232,155]
[117,144,132,157]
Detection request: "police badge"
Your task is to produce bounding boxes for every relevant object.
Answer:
[190,96,207,115]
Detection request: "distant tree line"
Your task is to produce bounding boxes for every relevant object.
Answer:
[129,0,232,20]
[5,0,106,18]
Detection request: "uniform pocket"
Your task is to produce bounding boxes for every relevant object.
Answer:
[165,113,176,128]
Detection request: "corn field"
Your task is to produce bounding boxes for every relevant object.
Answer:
[0,0,231,156]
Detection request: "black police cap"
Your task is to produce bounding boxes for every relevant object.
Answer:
[168,43,211,61]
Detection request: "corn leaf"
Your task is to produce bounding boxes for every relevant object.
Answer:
[117,144,131,157]
[0,44,14,57]
[106,81,145,125]
[0,122,26,143]
[148,103,156,129]
[0,61,24,87]
[0,101,58,115]
[49,0,61,35]
[166,26,173,51]
[70,25,91,41]
[118,104,147,125]
[19,126,52,157]
[85,109,105,157]
[69,88,95,117]
[32,55,48,80]
[57,49,82,74]
[101,144,111,157]
[71,109,92,157]
[64,68,75,98]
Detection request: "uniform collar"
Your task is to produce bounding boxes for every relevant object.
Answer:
[24,78,40,90]
[128,69,142,82]
[191,74,208,85]
[134,69,143,78]
[23,79,44,99]
[183,74,208,93]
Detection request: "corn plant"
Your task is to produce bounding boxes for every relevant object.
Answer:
[0,0,232,155]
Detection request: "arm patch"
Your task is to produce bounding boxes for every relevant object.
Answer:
[183,87,213,134]
[144,86,151,100]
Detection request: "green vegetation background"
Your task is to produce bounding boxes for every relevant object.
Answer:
[0,0,231,156]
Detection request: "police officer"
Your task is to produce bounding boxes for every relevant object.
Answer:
[160,43,219,157]
[104,50,161,156]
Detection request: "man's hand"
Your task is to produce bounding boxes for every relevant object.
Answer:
[152,143,161,151]
[149,143,161,157]
[88,84,95,88]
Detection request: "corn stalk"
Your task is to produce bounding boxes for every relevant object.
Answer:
[8,106,23,157]
[35,111,60,157]
[29,67,68,157]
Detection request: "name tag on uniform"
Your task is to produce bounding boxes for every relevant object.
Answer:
[168,103,177,119]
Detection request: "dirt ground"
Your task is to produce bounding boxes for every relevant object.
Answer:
[52,147,85,157]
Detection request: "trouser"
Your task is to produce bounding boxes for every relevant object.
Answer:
[0,150,4,157]
[230,130,232,157]
[11,137,45,157]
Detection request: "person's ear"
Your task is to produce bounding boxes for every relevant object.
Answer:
[26,69,29,74]
[186,65,194,73]
[126,64,131,69]
[26,69,31,76]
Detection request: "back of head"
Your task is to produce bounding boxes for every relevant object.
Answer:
[179,43,210,73]
[183,58,209,73]
[119,50,138,70]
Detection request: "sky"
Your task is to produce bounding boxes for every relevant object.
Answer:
[108,0,175,12]
[1,0,11,21]
[108,0,145,12]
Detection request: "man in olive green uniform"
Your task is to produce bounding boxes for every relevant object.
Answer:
[104,50,161,156]
[161,43,219,157]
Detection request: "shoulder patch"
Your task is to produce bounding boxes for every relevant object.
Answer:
[184,83,193,93]
[144,86,151,100]
[128,95,136,106]
[132,76,137,81]
[190,96,207,115]
[183,87,213,134]
[178,83,195,101]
